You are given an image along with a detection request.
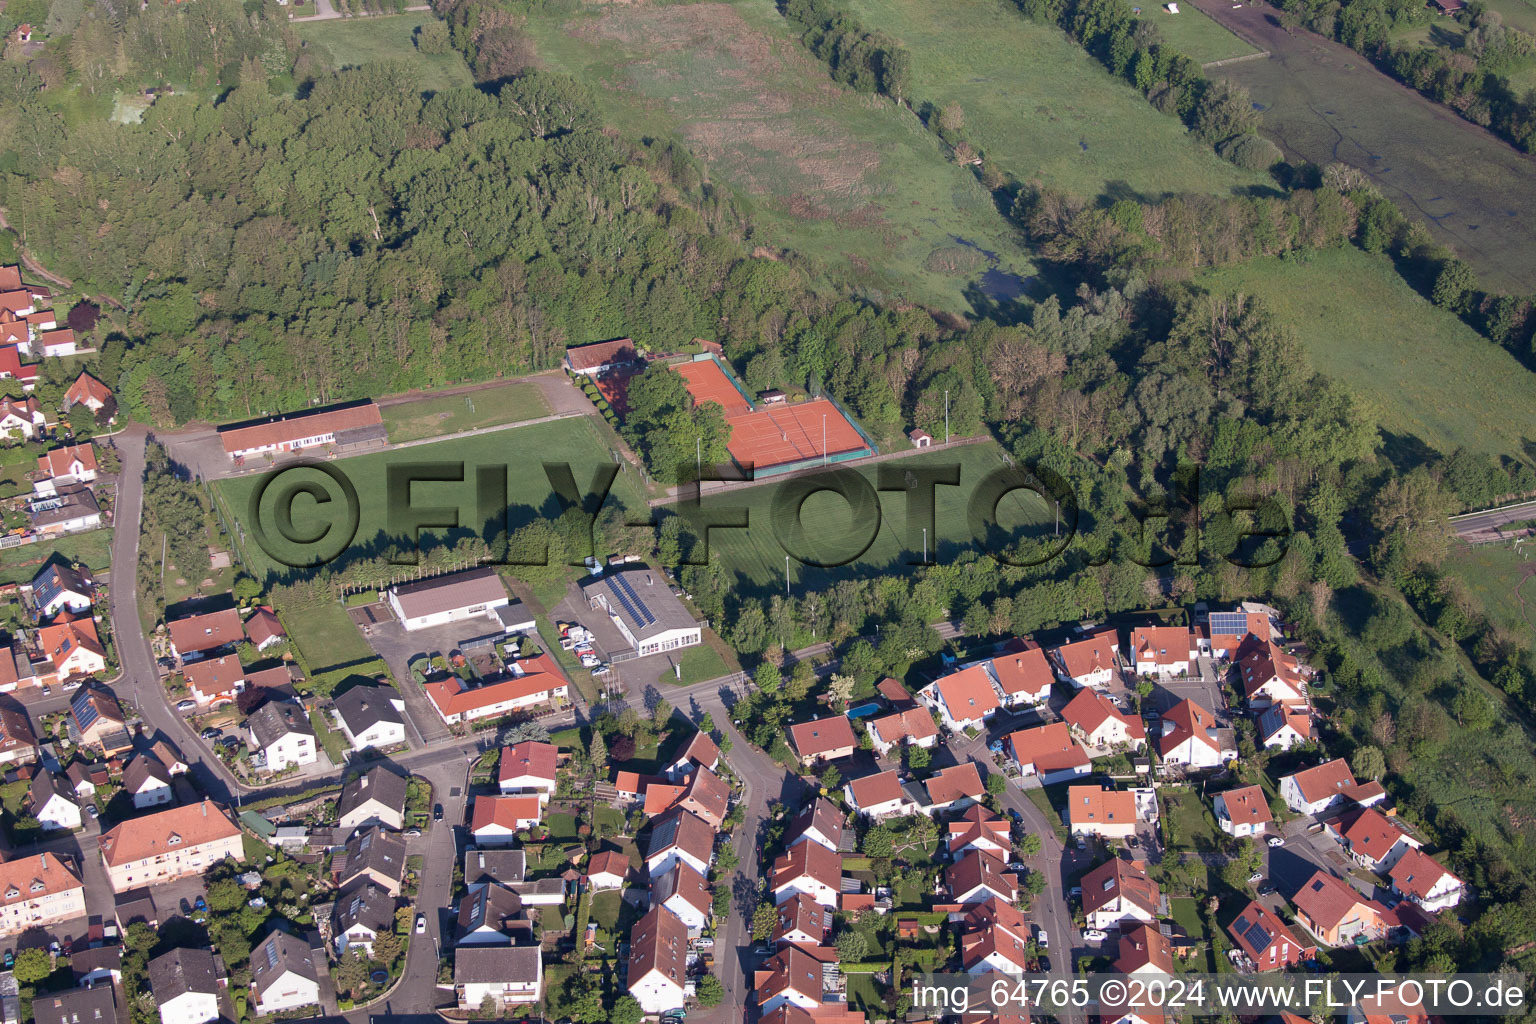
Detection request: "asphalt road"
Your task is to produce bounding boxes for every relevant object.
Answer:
[1449,498,1536,541]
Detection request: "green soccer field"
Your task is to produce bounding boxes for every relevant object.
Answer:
[380,382,551,443]
[687,441,1054,593]
[217,416,645,582]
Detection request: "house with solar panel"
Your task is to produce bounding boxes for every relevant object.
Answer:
[580,567,700,658]
[28,562,93,618]
[69,687,132,755]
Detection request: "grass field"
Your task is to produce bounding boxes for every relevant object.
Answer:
[1124,0,1259,64]
[0,529,112,586]
[295,12,474,94]
[216,416,645,581]
[1199,248,1536,459]
[1445,540,1536,640]
[380,383,551,443]
[839,0,1262,199]
[692,441,1052,593]
[659,641,736,686]
[517,0,1036,313]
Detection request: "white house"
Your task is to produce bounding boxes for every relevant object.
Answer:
[28,770,80,831]
[387,567,509,632]
[1127,625,1197,678]
[1062,688,1145,750]
[34,444,98,496]
[1280,759,1361,816]
[946,850,1018,904]
[0,396,46,440]
[988,646,1055,708]
[424,656,569,725]
[1389,848,1463,913]
[866,707,939,756]
[246,701,317,773]
[470,796,542,845]
[652,862,712,934]
[123,753,174,809]
[581,568,701,658]
[331,879,395,957]
[644,810,713,879]
[585,850,629,891]
[1329,808,1421,874]
[148,948,222,1024]
[1006,723,1093,784]
[772,894,830,947]
[332,684,407,752]
[626,906,687,1015]
[1081,857,1161,932]
[959,899,1032,976]
[250,931,320,1017]
[1154,699,1224,769]
[455,946,543,1011]
[769,838,842,908]
[757,946,824,1014]
[1238,638,1307,708]
[1213,785,1272,838]
[845,770,918,820]
[786,797,845,854]
[918,663,1001,731]
[497,741,558,803]
[1258,704,1311,750]
[29,562,93,617]
[1067,786,1137,841]
[336,765,409,831]
[1049,630,1120,688]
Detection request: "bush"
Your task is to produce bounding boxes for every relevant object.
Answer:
[413,19,450,54]
[1218,133,1283,171]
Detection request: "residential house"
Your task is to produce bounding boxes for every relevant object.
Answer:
[1291,870,1387,945]
[35,614,106,682]
[652,861,712,933]
[585,850,629,891]
[422,656,569,725]
[918,664,1001,732]
[644,809,713,879]
[34,445,98,496]
[946,850,1018,904]
[654,732,716,781]
[1237,637,1307,708]
[243,607,285,650]
[250,930,320,1017]
[756,945,824,1014]
[69,945,123,987]
[166,609,243,663]
[217,401,385,460]
[787,716,857,766]
[331,878,395,956]
[1228,901,1314,970]
[0,853,85,936]
[386,566,509,632]
[1067,786,1138,840]
[1258,704,1312,750]
[786,797,845,854]
[1005,722,1092,783]
[332,684,407,752]
[1202,607,1275,659]
[146,948,221,1024]
[28,770,80,831]
[246,701,317,772]
[922,762,986,813]
[988,647,1054,708]
[33,981,118,1024]
[337,826,407,895]
[29,484,101,536]
[1049,630,1120,688]
[1213,785,1273,838]
[1081,857,1161,932]
[1388,848,1463,913]
[0,396,46,439]
[456,883,529,945]
[336,765,409,831]
[626,905,688,1014]
[35,329,77,358]
[68,688,127,754]
[1116,922,1175,974]
[454,946,543,1010]
[122,753,173,810]
[844,770,917,820]
[1062,688,1145,750]
[151,739,189,776]
[98,800,242,892]
[959,897,1031,976]
[65,760,107,799]
[182,657,244,708]
[1128,626,1197,678]
[772,894,830,948]
[62,372,112,415]
[497,741,558,802]
[470,796,543,845]
[673,765,730,828]
[1328,808,1421,874]
[947,806,1013,859]
[1280,759,1376,816]
[1154,699,1224,770]
[29,562,93,617]
[770,838,842,908]
[865,706,938,757]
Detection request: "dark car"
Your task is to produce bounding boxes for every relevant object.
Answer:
[200,728,221,741]
[1037,954,1051,972]
[2,951,11,969]
[433,804,444,821]
[193,895,207,913]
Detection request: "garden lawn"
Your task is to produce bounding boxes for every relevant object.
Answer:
[1161,787,1225,854]
[840,0,1262,198]
[310,709,348,766]
[380,382,551,442]
[1169,896,1217,971]
[295,12,474,94]
[1200,247,1536,459]
[660,640,736,687]
[0,529,112,586]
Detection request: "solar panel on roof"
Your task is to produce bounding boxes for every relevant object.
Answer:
[1241,918,1272,949]
[71,690,98,729]
[264,941,279,970]
[1209,612,1248,635]
[612,573,655,626]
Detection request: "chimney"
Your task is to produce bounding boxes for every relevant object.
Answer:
[39,852,46,868]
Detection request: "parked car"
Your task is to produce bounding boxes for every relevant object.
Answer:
[1037,954,1051,972]
[61,680,82,692]
[1007,809,1024,823]
[1248,872,1264,884]
[176,700,197,712]
[1,951,11,968]
[1069,886,1083,897]
[1267,836,1284,847]
[217,736,239,748]
[85,805,97,818]
[415,915,427,934]
[433,804,444,821]
[200,728,221,740]
[404,828,422,838]
[40,685,51,696]
[1037,928,1049,948]
[1083,929,1107,942]
[1258,885,1276,897]
[193,895,207,913]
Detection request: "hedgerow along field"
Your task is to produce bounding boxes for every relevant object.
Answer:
[1198,247,1536,459]
[295,11,475,94]
[216,415,646,582]
[691,441,1054,594]
[836,0,1263,198]
[514,0,1035,313]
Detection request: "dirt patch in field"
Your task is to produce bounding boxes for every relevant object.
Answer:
[573,2,885,214]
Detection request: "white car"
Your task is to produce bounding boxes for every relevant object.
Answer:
[176,700,197,712]
[1036,929,1049,949]
[1267,836,1284,847]
[1083,929,1107,942]
[415,915,427,934]
[1248,872,1264,883]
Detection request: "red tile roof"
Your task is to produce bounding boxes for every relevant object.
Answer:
[1129,626,1194,666]
[1336,807,1414,862]
[182,656,244,698]
[787,716,856,760]
[1005,722,1091,774]
[63,371,111,409]
[1061,688,1144,742]
[946,849,1017,901]
[1067,786,1136,829]
[470,795,543,832]
[99,799,239,865]
[1081,857,1160,919]
[1216,785,1272,827]
[926,762,986,805]
[1227,900,1312,968]
[1051,631,1117,679]
[243,607,284,646]
[37,444,97,479]
[1116,922,1175,973]
[1388,847,1459,903]
[989,648,1055,699]
[927,664,1001,720]
[1293,870,1381,931]
[773,893,830,944]
[770,840,841,894]
[1283,758,1357,805]
[498,741,557,785]
[218,402,383,454]
[168,608,244,655]
[565,339,639,372]
[868,706,938,748]
[847,770,905,809]
[424,655,566,716]
[1155,699,1219,756]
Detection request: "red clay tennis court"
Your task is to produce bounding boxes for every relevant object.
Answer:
[724,399,867,469]
[675,359,753,417]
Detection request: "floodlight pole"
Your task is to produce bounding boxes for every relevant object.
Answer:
[785,555,790,597]
[923,527,928,565]
[696,437,701,481]
[945,390,950,445]
[822,414,827,466]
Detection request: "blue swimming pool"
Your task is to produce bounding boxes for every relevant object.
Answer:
[846,702,882,719]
